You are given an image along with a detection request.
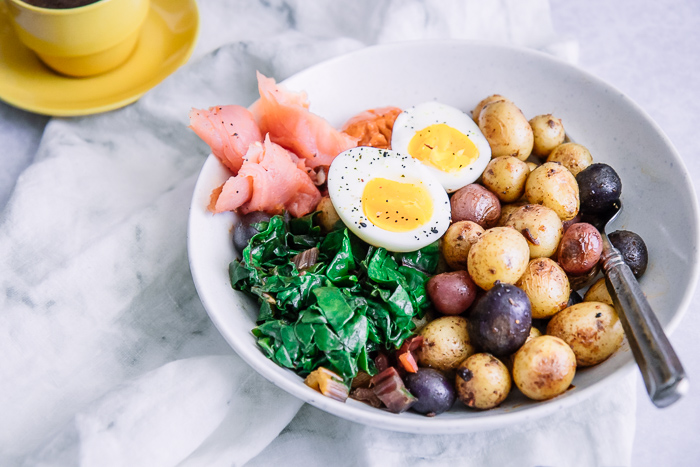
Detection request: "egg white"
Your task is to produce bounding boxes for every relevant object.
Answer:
[391,101,491,192]
[327,147,451,252]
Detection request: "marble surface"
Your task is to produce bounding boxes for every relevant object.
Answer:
[0,0,698,465]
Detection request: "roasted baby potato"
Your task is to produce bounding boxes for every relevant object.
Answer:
[497,201,528,227]
[427,271,478,315]
[583,278,613,306]
[472,94,511,121]
[482,156,530,203]
[478,100,534,161]
[546,302,624,366]
[516,258,570,319]
[608,230,649,278]
[418,316,475,373]
[441,220,485,270]
[456,353,511,410]
[525,162,580,221]
[467,227,530,290]
[316,196,341,232]
[530,114,566,158]
[467,282,532,356]
[512,335,577,400]
[505,204,564,258]
[576,163,622,214]
[547,143,593,176]
[557,223,602,276]
[504,326,543,372]
[450,184,501,228]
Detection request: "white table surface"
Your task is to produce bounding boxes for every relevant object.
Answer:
[1,0,698,465]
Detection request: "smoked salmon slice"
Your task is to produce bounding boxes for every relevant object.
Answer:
[189,105,262,174]
[211,135,322,218]
[250,72,358,169]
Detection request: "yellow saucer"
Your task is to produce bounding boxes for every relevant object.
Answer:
[0,0,199,116]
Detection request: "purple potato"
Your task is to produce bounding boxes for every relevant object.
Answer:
[404,368,456,416]
[576,163,622,214]
[609,230,649,277]
[467,282,532,356]
[233,211,272,253]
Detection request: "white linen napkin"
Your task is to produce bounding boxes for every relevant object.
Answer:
[0,1,634,466]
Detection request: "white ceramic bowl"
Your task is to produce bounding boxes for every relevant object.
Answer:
[187,40,700,433]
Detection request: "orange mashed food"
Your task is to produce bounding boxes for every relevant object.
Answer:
[342,107,402,149]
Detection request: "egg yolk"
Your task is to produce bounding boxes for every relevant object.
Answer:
[362,178,433,232]
[407,123,479,172]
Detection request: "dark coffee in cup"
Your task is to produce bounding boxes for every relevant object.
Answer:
[21,0,102,8]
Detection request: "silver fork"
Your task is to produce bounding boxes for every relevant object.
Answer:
[598,200,688,407]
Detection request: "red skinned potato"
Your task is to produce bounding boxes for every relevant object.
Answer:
[427,271,478,315]
[450,184,501,228]
[557,223,602,275]
[561,214,581,233]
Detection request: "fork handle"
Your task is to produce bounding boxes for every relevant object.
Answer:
[600,235,688,407]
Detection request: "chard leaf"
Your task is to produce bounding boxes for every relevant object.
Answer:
[327,350,357,380]
[337,314,368,354]
[300,308,327,324]
[314,324,341,352]
[230,214,435,382]
[295,322,316,352]
[325,230,356,284]
[313,287,354,331]
[396,241,440,274]
[274,345,294,368]
[229,261,250,287]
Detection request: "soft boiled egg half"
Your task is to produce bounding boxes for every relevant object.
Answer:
[327,147,451,252]
[391,101,491,192]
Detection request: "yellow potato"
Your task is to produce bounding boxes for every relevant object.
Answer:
[467,227,530,290]
[513,335,576,400]
[316,197,340,232]
[418,316,475,372]
[482,156,530,203]
[497,201,528,227]
[525,162,580,221]
[530,114,566,158]
[547,143,593,176]
[546,302,623,366]
[505,204,564,258]
[478,100,534,161]
[472,94,511,121]
[525,326,543,343]
[583,278,613,306]
[440,221,485,270]
[455,353,511,410]
[505,326,542,372]
[516,258,570,319]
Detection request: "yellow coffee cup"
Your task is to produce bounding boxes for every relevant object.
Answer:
[5,0,150,77]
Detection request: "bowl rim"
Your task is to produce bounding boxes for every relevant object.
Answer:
[187,38,700,433]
